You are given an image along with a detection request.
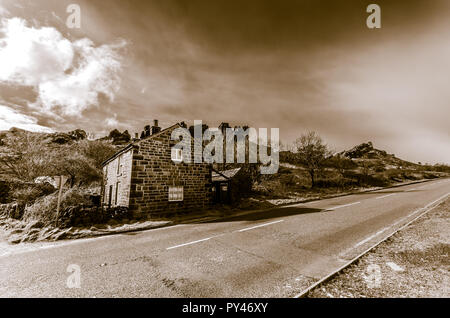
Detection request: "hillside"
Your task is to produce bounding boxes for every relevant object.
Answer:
[0,127,122,202]
[0,127,131,148]
[338,141,419,169]
[255,141,449,206]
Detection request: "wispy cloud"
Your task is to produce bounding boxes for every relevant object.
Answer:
[0,17,126,117]
[0,104,53,132]
[104,113,119,127]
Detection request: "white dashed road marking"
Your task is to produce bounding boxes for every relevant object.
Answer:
[166,236,221,250]
[166,220,284,249]
[328,202,360,210]
[375,193,396,199]
[236,220,284,233]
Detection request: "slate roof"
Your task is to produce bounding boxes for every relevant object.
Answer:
[211,167,241,182]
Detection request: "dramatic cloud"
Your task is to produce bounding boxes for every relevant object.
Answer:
[0,104,53,132]
[0,18,125,116]
[0,0,448,164]
[0,5,9,17]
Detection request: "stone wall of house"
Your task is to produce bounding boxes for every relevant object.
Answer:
[103,148,133,207]
[129,126,212,218]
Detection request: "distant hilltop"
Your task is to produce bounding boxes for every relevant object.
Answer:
[279,140,423,170]
[337,141,419,169]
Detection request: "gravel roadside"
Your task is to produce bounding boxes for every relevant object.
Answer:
[308,198,450,298]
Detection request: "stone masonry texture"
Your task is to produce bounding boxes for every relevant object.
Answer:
[104,124,212,218]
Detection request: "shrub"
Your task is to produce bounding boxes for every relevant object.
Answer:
[314,177,342,188]
[0,202,25,219]
[344,170,389,187]
[384,169,403,180]
[423,173,439,179]
[22,188,92,225]
[279,174,297,187]
[0,180,10,203]
[364,175,389,187]
[12,182,55,205]
[374,164,386,173]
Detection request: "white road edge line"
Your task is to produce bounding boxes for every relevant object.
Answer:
[293,191,450,298]
[375,193,396,200]
[424,193,450,209]
[237,220,284,232]
[353,226,390,248]
[355,192,450,249]
[328,202,360,210]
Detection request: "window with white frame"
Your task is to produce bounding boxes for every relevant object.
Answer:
[168,186,183,201]
[171,148,183,162]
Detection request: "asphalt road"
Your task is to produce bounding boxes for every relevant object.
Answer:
[1,178,449,297]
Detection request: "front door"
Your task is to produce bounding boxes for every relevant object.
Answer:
[108,185,113,207]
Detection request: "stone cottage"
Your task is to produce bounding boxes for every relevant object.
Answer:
[101,121,212,218]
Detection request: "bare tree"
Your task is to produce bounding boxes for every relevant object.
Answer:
[77,139,116,169]
[49,143,110,187]
[0,132,49,181]
[294,131,332,188]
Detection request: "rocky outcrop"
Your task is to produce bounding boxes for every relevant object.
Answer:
[341,142,391,159]
[343,142,374,158]
[107,129,131,145]
[49,129,87,144]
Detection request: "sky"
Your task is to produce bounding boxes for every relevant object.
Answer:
[0,0,449,164]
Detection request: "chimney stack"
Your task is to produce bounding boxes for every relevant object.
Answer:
[151,119,161,135]
[144,125,151,137]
